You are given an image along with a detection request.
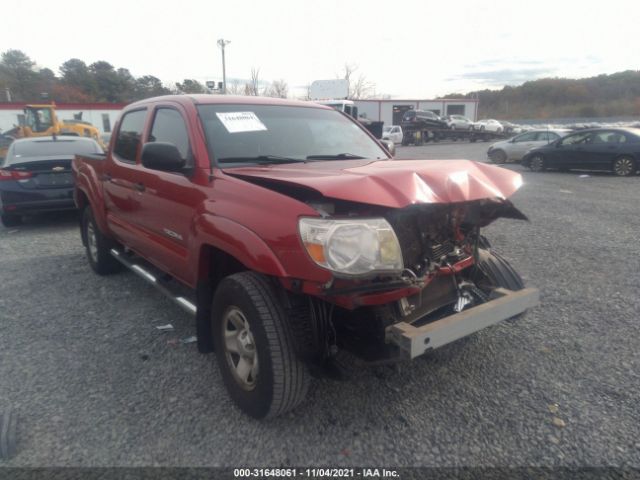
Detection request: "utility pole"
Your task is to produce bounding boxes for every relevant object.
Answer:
[217,39,231,94]
[5,88,11,102]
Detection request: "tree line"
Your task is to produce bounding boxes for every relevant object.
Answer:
[0,49,291,104]
[441,70,640,120]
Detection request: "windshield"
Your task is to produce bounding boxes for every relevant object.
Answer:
[197,104,388,167]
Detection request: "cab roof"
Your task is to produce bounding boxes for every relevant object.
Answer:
[127,94,332,110]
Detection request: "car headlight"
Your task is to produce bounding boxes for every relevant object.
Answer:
[299,217,403,276]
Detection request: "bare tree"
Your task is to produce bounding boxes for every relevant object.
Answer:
[244,67,261,96]
[265,79,288,98]
[340,63,375,99]
[225,79,244,95]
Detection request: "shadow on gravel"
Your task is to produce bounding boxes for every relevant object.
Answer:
[0,210,79,232]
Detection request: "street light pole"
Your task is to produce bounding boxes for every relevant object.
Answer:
[217,39,230,94]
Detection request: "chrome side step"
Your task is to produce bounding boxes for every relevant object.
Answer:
[110,249,197,316]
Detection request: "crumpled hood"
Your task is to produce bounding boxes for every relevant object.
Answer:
[224,159,523,208]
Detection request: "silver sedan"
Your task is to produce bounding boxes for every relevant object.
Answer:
[487,129,571,163]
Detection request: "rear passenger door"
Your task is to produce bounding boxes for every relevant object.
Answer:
[104,108,148,249]
[508,132,538,160]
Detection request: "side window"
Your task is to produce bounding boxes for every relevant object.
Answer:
[114,110,147,163]
[535,132,556,142]
[148,108,191,164]
[515,132,537,142]
[560,132,591,145]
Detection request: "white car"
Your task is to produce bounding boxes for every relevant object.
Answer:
[444,115,475,130]
[382,125,403,144]
[487,129,572,163]
[475,119,504,133]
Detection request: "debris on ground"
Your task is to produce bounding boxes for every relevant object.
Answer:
[181,336,197,344]
[552,417,566,428]
[579,174,590,178]
[548,403,559,414]
[155,324,174,332]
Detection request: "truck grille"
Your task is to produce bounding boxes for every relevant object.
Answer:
[385,205,459,274]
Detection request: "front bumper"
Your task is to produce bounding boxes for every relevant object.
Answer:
[386,287,539,359]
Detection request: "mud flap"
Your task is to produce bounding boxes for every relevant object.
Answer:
[196,279,214,353]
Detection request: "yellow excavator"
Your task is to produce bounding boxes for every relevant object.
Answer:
[7,103,105,149]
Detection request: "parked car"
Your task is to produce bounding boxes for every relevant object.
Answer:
[522,128,640,176]
[500,121,523,135]
[487,129,572,163]
[0,134,13,161]
[382,125,403,144]
[475,119,503,133]
[401,109,448,129]
[73,95,537,418]
[0,136,103,227]
[443,115,475,130]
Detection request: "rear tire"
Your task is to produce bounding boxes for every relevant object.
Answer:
[212,272,310,419]
[0,214,22,227]
[81,206,122,275]
[490,149,507,164]
[529,154,546,172]
[612,156,635,177]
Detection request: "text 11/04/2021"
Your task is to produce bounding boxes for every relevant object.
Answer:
[234,468,400,478]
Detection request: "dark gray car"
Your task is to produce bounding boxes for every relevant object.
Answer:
[0,136,103,227]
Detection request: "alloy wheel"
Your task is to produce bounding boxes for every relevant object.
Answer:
[613,157,634,177]
[87,222,99,263]
[222,306,259,390]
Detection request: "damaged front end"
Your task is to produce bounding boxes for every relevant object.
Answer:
[290,196,537,364]
[226,160,539,364]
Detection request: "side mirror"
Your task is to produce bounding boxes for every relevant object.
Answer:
[380,139,396,157]
[141,142,186,172]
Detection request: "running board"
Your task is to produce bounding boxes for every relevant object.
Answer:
[110,249,197,316]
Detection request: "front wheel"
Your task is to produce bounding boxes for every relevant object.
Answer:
[529,154,546,172]
[212,272,310,419]
[612,156,635,177]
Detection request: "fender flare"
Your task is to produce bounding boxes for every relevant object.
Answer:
[193,214,287,279]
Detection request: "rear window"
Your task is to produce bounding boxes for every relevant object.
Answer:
[11,139,101,158]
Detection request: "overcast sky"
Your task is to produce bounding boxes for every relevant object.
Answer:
[2,0,638,98]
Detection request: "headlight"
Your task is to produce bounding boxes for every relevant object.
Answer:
[299,217,403,276]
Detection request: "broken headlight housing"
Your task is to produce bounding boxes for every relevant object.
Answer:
[299,217,403,276]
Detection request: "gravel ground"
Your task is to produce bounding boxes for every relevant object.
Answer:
[1,142,639,468]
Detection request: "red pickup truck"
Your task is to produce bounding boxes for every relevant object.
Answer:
[72,95,538,418]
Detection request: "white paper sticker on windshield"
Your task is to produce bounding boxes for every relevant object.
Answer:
[216,111,267,133]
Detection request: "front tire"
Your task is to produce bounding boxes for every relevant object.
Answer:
[212,272,310,419]
[81,206,122,275]
[1,214,22,227]
[477,249,524,292]
[612,156,635,177]
[529,154,546,172]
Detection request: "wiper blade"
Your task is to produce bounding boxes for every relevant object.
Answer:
[218,155,306,165]
[306,153,366,160]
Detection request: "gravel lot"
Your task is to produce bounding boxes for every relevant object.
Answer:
[1,141,639,468]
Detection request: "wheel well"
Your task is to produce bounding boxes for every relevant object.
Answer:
[200,244,248,291]
[76,189,88,210]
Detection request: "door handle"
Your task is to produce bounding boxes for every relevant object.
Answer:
[134,182,145,192]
